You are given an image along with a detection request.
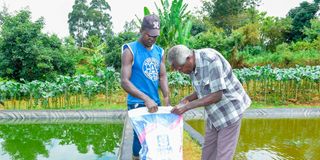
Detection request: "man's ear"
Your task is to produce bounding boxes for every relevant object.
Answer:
[186,55,191,62]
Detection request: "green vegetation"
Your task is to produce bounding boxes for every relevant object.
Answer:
[0,10,75,81]
[0,0,319,109]
[152,0,193,48]
[234,65,320,104]
[0,67,122,109]
[1,66,319,109]
[68,0,113,46]
[286,1,319,41]
[202,0,261,32]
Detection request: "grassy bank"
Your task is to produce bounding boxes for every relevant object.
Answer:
[250,102,320,109]
[2,99,320,110]
[183,131,202,160]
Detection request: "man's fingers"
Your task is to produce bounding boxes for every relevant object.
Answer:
[171,107,180,114]
[171,107,176,113]
[171,106,186,115]
[148,106,158,113]
[152,106,158,112]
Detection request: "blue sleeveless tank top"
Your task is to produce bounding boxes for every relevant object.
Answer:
[122,41,163,105]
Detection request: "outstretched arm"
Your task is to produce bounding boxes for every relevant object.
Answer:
[178,91,198,106]
[171,90,222,115]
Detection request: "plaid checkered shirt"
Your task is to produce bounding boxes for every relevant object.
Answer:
[189,48,251,130]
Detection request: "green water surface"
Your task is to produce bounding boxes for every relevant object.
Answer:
[188,118,320,160]
[0,122,123,160]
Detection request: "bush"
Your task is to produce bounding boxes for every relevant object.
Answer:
[245,50,320,67]
[275,43,290,53]
[290,41,313,51]
[243,45,263,55]
[0,10,75,81]
[104,31,138,70]
[311,36,320,51]
[189,28,230,52]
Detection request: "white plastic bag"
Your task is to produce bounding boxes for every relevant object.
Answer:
[128,107,183,160]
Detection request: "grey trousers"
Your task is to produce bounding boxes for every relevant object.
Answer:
[201,118,242,160]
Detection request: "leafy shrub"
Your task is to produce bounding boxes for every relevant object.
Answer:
[243,45,263,55]
[290,41,313,51]
[0,10,75,82]
[104,32,138,70]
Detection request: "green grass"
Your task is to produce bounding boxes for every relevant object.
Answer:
[183,131,201,160]
[77,100,126,110]
[1,99,127,110]
[250,102,320,109]
[3,97,319,110]
[65,103,126,110]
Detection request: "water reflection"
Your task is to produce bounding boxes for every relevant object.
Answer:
[188,118,320,160]
[0,123,123,160]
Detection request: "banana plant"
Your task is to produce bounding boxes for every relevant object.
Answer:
[80,38,107,75]
[156,0,192,48]
[143,0,192,49]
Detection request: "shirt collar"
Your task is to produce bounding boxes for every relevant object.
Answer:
[190,49,200,76]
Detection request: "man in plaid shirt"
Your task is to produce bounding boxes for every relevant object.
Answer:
[167,45,251,160]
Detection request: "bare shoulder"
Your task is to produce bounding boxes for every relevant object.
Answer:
[122,48,133,56]
[122,48,133,63]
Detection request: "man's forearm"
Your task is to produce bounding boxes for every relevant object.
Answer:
[184,91,198,102]
[185,91,222,110]
[159,73,170,106]
[121,80,150,102]
[159,79,170,106]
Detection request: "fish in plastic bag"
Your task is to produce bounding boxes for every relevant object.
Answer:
[128,106,183,160]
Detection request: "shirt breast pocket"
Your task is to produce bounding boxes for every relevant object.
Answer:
[193,79,211,96]
[201,78,211,95]
[193,81,202,93]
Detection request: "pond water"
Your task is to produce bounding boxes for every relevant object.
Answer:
[188,118,320,160]
[0,121,123,160]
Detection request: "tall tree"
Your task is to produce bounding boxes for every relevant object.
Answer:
[286,1,319,42]
[202,0,261,32]
[68,0,89,46]
[87,0,113,39]
[303,18,320,41]
[260,17,292,51]
[123,19,139,32]
[0,4,9,25]
[68,0,113,46]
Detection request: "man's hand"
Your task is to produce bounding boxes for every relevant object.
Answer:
[179,97,189,105]
[171,104,189,115]
[144,98,158,113]
[171,97,190,115]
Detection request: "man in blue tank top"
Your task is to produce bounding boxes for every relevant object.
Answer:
[120,14,171,160]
